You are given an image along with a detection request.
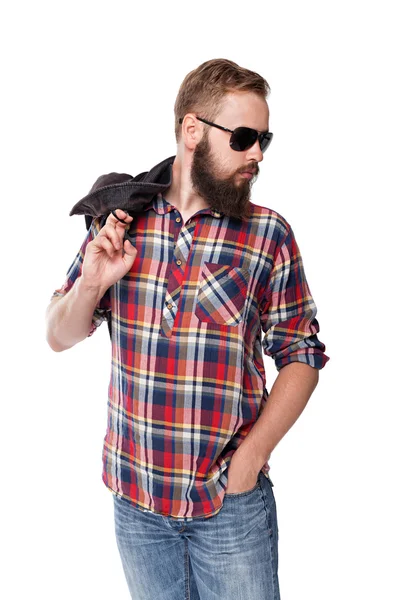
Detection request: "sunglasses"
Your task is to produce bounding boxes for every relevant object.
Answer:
[178,115,273,153]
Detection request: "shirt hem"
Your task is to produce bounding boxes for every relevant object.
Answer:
[103,469,273,520]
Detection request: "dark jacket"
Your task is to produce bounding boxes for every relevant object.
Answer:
[69,154,177,230]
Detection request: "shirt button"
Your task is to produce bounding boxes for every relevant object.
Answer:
[176,259,182,265]
[167,303,173,309]
[176,217,181,223]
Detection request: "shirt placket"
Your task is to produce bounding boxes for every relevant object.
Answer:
[160,213,196,338]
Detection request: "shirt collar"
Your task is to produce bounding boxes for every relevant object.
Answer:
[144,192,223,219]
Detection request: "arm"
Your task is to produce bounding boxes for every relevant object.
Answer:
[46,208,136,352]
[232,362,319,476]
[226,224,329,492]
[45,277,108,352]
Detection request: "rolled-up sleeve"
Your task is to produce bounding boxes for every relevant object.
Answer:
[50,216,111,337]
[260,225,329,371]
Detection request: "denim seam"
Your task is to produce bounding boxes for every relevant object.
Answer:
[184,538,190,600]
[260,484,279,600]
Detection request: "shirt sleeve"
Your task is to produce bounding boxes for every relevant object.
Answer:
[259,224,330,371]
[50,216,111,338]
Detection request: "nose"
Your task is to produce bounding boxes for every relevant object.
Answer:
[245,139,264,163]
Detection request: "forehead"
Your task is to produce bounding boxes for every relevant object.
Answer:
[217,91,270,131]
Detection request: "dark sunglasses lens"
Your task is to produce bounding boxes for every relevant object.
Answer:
[260,132,273,152]
[230,127,257,151]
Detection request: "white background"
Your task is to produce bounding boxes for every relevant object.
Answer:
[1,1,399,598]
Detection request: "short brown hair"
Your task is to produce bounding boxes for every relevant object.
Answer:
[174,58,271,143]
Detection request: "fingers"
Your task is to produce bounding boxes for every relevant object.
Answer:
[111,209,130,224]
[108,209,133,227]
[93,209,134,257]
[96,235,117,259]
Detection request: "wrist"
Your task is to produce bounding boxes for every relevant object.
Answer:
[234,440,272,473]
[78,275,106,302]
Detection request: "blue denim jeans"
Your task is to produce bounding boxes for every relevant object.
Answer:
[113,471,280,599]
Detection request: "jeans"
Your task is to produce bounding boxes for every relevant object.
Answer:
[113,471,280,599]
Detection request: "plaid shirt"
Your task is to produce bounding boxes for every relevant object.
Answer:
[52,191,329,519]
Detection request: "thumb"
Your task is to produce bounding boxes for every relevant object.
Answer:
[122,240,137,266]
[123,238,137,257]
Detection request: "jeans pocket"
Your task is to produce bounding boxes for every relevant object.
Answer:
[224,479,261,498]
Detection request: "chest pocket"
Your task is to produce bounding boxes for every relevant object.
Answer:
[194,261,250,326]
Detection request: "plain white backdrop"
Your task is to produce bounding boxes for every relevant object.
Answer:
[1,1,399,598]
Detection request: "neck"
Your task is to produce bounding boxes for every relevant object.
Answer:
[163,153,209,214]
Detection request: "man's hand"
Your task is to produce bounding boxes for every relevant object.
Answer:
[225,451,260,494]
[81,209,137,293]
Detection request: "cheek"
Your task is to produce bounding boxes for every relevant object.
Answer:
[207,135,241,176]
[209,146,228,173]
[213,148,239,175]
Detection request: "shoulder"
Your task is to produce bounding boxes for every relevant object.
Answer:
[249,201,292,240]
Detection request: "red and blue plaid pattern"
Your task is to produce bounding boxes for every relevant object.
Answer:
[52,192,329,519]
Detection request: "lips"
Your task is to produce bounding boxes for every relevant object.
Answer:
[240,172,255,180]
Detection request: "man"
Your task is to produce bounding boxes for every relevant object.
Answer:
[46,58,329,600]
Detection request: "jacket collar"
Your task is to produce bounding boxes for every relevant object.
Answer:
[69,155,223,219]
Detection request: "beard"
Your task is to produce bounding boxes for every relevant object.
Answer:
[190,134,258,220]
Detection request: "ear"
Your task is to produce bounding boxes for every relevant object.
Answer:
[180,114,204,150]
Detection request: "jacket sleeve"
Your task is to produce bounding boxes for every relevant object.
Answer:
[50,216,111,337]
[259,224,329,371]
